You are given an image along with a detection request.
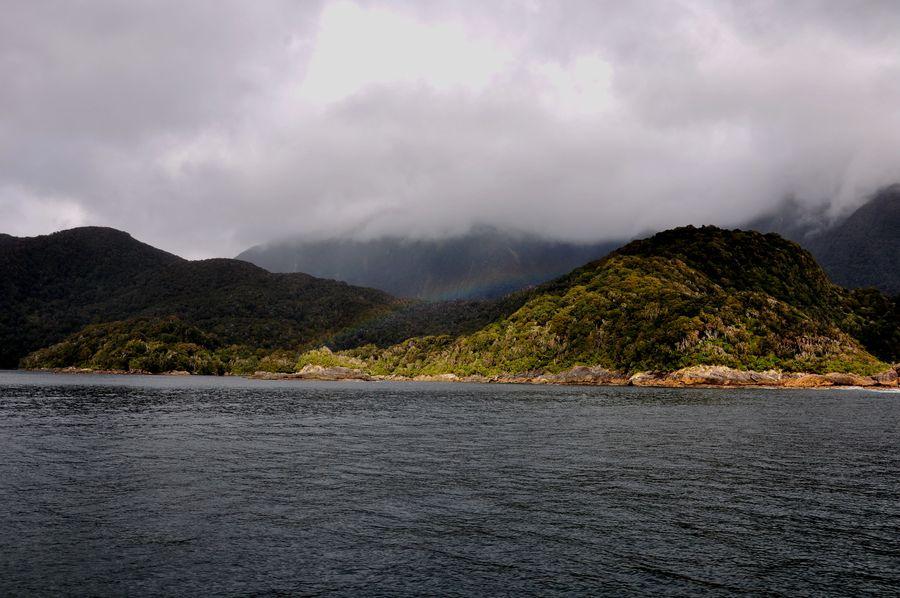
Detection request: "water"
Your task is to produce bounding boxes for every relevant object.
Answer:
[1,371,898,596]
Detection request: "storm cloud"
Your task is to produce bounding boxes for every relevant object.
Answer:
[2,0,899,257]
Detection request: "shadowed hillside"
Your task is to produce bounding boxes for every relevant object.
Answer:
[0,227,403,368]
[805,186,900,294]
[749,185,900,295]
[237,226,621,300]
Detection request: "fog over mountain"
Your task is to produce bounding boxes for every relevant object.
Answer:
[238,227,623,300]
[3,1,900,258]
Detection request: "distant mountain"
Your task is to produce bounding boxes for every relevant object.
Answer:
[748,185,900,295]
[0,227,402,368]
[350,226,899,377]
[237,227,622,300]
[804,186,900,295]
[742,198,828,244]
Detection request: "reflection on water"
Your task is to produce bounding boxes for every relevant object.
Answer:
[1,371,898,596]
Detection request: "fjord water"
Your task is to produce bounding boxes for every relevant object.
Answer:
[1,372,898,596]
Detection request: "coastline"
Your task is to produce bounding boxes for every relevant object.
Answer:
[25,364,900,390]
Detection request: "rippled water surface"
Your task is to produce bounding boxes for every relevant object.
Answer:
[1,371,898,596]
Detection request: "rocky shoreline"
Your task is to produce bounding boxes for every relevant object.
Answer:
[28,363,900,389]
[247,364,900,389]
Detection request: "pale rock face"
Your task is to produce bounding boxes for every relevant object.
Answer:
[823,372,875,387]
[628,372,666,387]
[297,364,371,380]
[249,362,895,388]
[782,374,834,388]
[251,365,371,381]
[666,366,758,386]
[873,368,899,386]
[543,366,624,385]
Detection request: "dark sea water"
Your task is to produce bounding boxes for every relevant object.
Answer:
[1,371,898,596]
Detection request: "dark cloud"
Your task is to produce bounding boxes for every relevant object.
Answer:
[2,0,898,257]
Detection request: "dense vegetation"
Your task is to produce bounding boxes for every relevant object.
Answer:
[329,292,533,350]
[17,317,347,376]
[346,227,897,377]
[0,227,403,368]
[22,226,898,379]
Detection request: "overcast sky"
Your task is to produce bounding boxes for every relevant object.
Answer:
[2,1,899,258]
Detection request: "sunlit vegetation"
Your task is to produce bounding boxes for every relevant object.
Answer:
[20,226,898,378]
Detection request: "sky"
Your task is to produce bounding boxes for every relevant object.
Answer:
[2,0,899,258]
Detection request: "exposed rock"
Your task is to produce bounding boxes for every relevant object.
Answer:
[489,374,537,384]
[782,374,833,388]
[412,373,460,382]
[57,367,96,374]
[665,365,782,386]
[823,372,875,387]
[542,365,627,385]
[873,368,898,387]
[250,365,371,381]
[296,364,372,380]
[245,364,898,389]
[747,370,784,385]
[250,371,297,380]
[628,371,667,386]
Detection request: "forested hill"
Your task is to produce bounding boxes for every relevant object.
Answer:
[10,225,899,378]
[0,227,403,368]
[354,226,898,377]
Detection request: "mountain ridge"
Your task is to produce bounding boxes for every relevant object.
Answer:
[19,226,899,380]
[750,185,900,294]
[345,226,897,378]
[237,227,622,300]
[0,227,404,368]
[239,185,900,298]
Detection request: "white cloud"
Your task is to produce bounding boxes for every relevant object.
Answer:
[299,1,516,104]
[1,0,899,257]
[0,186,90,236]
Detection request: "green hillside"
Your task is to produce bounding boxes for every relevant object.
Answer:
[350,227,897,377]
[18,226,898,378]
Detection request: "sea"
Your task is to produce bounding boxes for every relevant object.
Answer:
[1,370,898,596]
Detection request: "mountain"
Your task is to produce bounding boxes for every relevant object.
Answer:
[236,227,622,300]
[0,227,403,368]
[347,226,898,377]
[749,185,900,294]
[240,186,900,301]
[804,186,900,295]
[16,226,898,379]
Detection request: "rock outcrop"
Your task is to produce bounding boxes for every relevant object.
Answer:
[873,368,899,386]
[250,365,372,381]
[506,364,900,388]
[539,366,629,385]
[665,366,783,386]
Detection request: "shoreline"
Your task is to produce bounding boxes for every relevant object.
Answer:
[20,364,900,390]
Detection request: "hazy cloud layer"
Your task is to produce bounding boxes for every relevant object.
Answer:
[2,0,899,257]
